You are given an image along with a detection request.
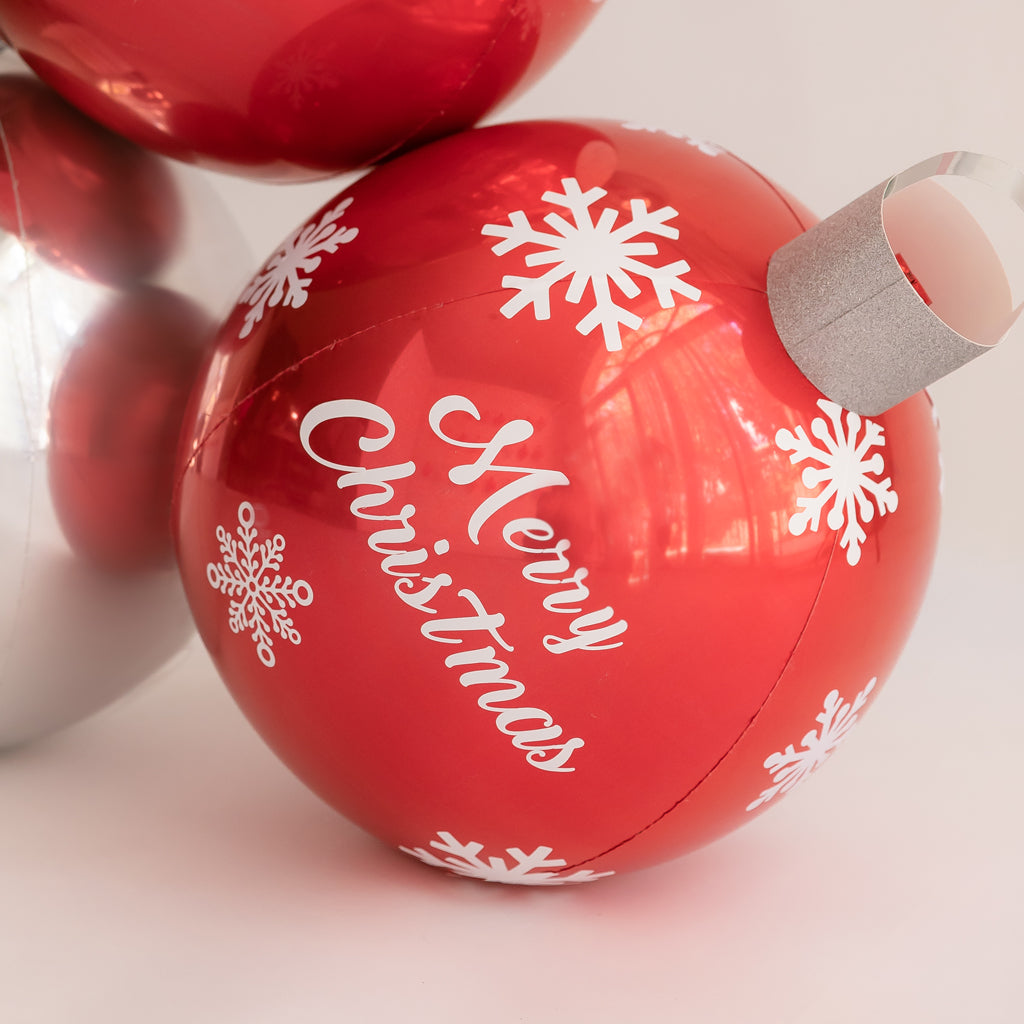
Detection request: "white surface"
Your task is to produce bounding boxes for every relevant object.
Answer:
[3,1,1024,1020]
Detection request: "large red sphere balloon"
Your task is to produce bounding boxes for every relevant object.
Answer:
[173,121,941,883]
[0,0,602,181]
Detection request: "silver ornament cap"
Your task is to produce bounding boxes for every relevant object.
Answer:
[767,152,1023,415]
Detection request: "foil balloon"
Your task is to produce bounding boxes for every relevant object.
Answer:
[47,286,216,571]
[0,0,602,181]
[0,55,247,748]
[173,121,1014,883]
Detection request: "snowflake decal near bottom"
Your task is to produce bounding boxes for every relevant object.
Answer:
[399,831,615,885]
[746,677,877,812]
[206,501,314,668]
[775,399,899,566]
[237,196,359,339]
[482,176,701,353]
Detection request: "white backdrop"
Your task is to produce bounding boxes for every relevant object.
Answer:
[3,2,1023,1021]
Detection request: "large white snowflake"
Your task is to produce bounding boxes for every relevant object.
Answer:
[206,501,314,668]
[399,831,614,885]
[775,398,899,566]
[481,176,701,352]
[237,196,359,339]
[746,677,877,812]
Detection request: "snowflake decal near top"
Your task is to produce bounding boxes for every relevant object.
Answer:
[481,176,701,353]
[206,501,314,667]
[621,121,725,157]
[746,677,876,812]
[775,398,899,567]
[399,831,614,885]
[237,196,359,339]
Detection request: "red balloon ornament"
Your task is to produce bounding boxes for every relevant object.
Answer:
[0,57,246,748]
[47,287,214,572]
[0,73,180,284]
[174,122,1016,883]
[0,0,602,181]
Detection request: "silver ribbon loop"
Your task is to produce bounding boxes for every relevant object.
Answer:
[767,152,1023,415]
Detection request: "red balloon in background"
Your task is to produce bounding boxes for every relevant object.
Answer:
[48,287,214,572]
[0,73,179,284]
[0,0,601,181]
[0,54,243,749]
[173,121,941,883]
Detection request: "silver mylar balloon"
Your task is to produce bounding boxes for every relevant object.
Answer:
[0,49,249,747]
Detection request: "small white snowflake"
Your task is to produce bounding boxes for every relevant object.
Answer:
[481,176,701,352]
[237,196,359,339]
[621,121,725,157]
[775,398,899,566]
[206,501,313,667]
[399,831,614,885]
[931,399,944,498]
[746,677,877,812]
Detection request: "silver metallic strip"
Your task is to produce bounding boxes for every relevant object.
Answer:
[767,151,1023,415]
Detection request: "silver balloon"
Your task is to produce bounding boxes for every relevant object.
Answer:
[0,49,249,747]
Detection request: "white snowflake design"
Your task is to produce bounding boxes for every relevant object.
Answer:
[481,176,701,352]
[746,677,877,812]
[621,121,725,157]
[399,831,614,885]
[237,196,359,339]
[206,501,314,667]
[775,398,899,566]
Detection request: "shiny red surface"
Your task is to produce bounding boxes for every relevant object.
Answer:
[49,287,214,572]
[0,73,179,284]
[0,0,599,181]
[174,121,942,879]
